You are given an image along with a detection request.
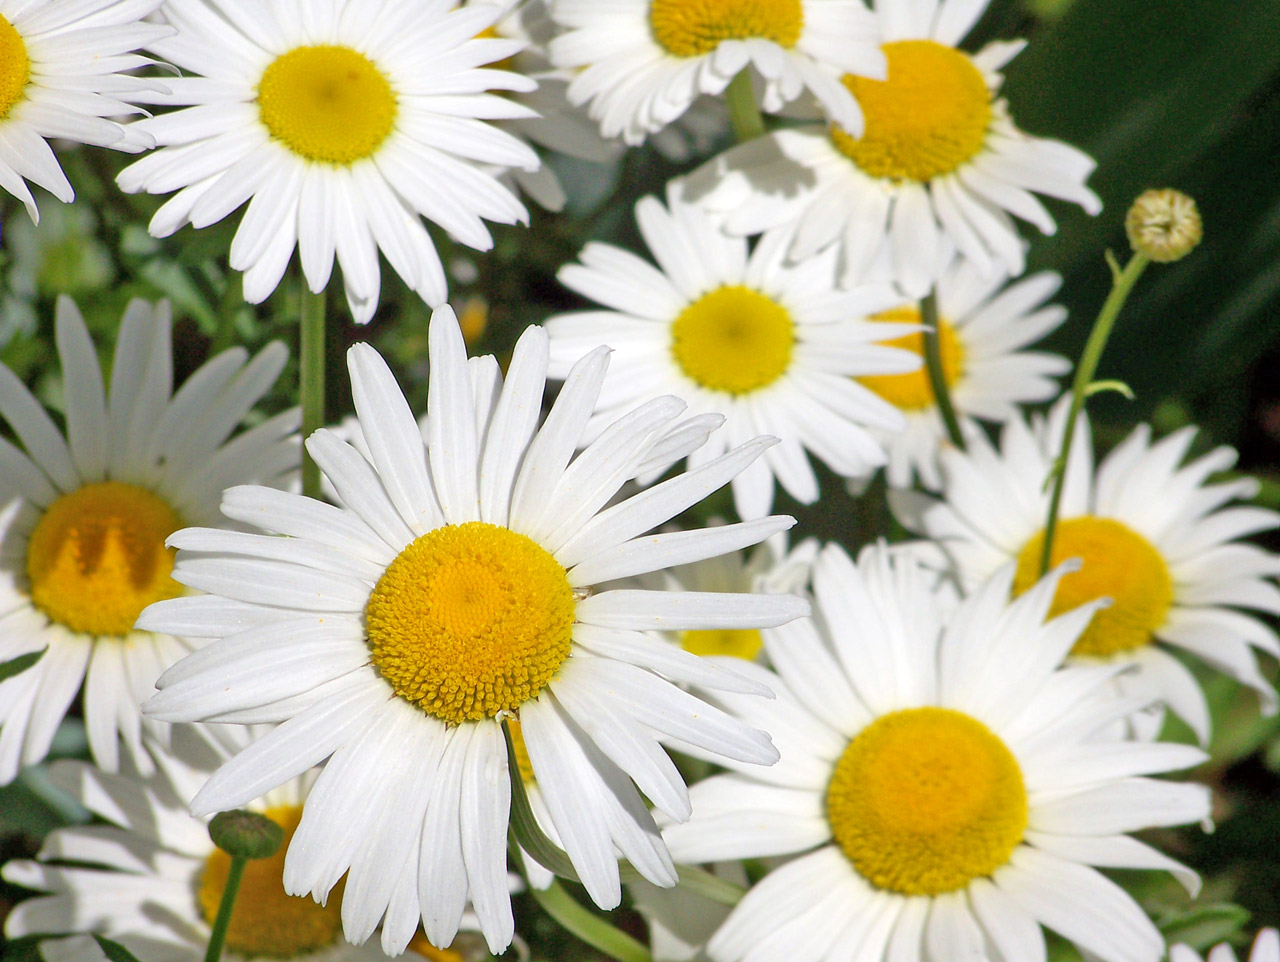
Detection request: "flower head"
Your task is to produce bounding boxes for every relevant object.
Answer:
[1126,188,1203,262]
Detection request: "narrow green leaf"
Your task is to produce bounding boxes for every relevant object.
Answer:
[1157,903,1252,951]
[528,879,653,962]
[93,935,145,962]
[675,865,746,907]
[0,648,45,684]
[1084,379,1135,400]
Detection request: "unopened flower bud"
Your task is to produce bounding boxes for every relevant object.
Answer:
[208,809,284,860]
[1125,189,1202,262]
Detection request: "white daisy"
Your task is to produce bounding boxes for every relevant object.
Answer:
[543,187,917,520]
[893,399,1280,743]
[681,0,1101,296]
[548,0,885,146]
[138,305,807,955]
[116,0,542,323]
[470,0,621,212]
[0,0,170,222]
[1,725,474,962]
[857,249,1069,490]
[0,296,295,784]
[1172,930,1280,962]
[664,542,1211,962]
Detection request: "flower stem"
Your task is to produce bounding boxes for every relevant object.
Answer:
[726,69,766,142]
[1039,251,1150,576]
[202,854,246,962]
[529,878,653,962]
[921,289,965,451]
[300,284,326,501]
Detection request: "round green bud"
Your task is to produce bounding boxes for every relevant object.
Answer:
[208,809,285,860]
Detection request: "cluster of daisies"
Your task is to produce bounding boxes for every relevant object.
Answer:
[0,1,1269,962]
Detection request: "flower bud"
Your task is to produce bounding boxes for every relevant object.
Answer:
[208,809,284,860]
[1125,189,1202,262]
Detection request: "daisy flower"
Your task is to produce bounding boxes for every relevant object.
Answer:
[857,248,1069,489]
[0,0,170,222]
[664,542,1211,962]
[548,0,884,146]
[682,0,1101,296]
[1171,930,1280,962]
[116,0,542,323]
[2,725,486,962]
[0,296,295,784]
[138,305,807,955]
[893,400,1280,743]
[543,188,917,520]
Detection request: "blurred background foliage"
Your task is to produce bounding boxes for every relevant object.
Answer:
[3,0,1280,958]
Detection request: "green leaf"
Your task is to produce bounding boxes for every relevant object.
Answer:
[527,879,653,962]
[1157,903,1252,952]
[92,935,145,962]
[1084,379,1135,400]
[0,648,45,684]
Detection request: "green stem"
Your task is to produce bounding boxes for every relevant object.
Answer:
[725,70,766,142]
[1039,251,1150,576]
[202,855,246,962]
[921,289,965,451]
[300,284,326,501]
[529,878,653,962]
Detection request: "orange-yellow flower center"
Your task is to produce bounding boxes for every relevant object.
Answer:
[365,522,575,725]
[858,306,963,411]
[671,285,795,395]
[680,628,763,660]
[25,482,184,637]
[649,0,804,58]
[831,40,992,182]
[1013,517,1173,658]
[408,931,467,962]
[258,45,397,164]
[198,805,343,958]
[0,15,30,119]
[826,706,1026,896]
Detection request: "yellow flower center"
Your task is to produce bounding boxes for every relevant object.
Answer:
[365,522,575,726]
[198,805,343,958]
[831,40,992,182]
[680,628,763,660]
[649,0,803,58]
[857,306,963,411]
[25,482,184,638]
[671,285,795,395]
[826,707,1027,896]
[0,15,30,119]
[1013,517,1173,658]
[257,45,397,164]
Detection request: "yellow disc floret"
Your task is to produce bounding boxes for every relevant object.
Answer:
[258,45,397,164]
[1013,517,1173,658]
[680,628,763,660]
[826,706,1027,896]
[650,0,803,58]
[0,16,30,119]
[858,306,964,411]
[831,40,992,182]
[671,285,795,394]
[26,482,184,637]
[198,805,342,958]
[365,522,576,725]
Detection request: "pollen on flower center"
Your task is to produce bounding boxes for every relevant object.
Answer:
[826,706,1027,896]
[0,15,30,119]
[365,522,576,726]
[680,628,763,660]
[257,44,397,164]
[198,805,342,957]
[831,40,992,182]
[671,285,795,395]
[1013,517,1173,658]
[26,481,184,637]
[649,0,804,58]
[858,306,964,411]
